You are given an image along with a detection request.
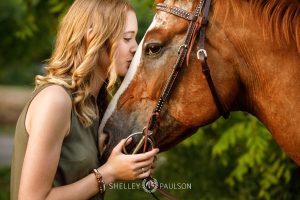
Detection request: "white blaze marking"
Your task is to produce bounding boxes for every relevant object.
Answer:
[99,17,159,132]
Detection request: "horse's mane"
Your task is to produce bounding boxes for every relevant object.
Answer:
[155,0,300,52]
[229,0,300,51]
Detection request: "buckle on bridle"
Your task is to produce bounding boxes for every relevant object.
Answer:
[197,48,207,59]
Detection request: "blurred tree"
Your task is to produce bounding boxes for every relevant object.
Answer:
[151,113,300,200]
[0,0,72,85]
[130,0,154,42]
[0,0,153,86]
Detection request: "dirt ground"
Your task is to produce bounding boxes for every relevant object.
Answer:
[0,85,33,126]
[0,85,32,166]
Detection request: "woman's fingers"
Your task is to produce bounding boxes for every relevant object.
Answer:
[111,139,126,154]
[111,138,133,155]
[134,166,147,176]
[133,150,159,178]
[133,155,158,178]
[136,166,151,179]
[133,148,159,162]
[135,157,154,169]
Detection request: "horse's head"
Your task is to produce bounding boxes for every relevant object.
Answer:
[99,0,247,161]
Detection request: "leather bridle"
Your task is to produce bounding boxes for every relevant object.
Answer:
[122,0,230,199]
[151,0,230,131]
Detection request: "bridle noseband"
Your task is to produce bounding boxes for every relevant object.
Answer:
[123,0,230,199]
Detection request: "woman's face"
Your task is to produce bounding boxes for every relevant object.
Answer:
[115,10,138,77]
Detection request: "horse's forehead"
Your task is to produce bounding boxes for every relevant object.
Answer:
[178,1,194,11]
[164,0,194,11]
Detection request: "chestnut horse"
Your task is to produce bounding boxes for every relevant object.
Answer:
[99,0,300,165]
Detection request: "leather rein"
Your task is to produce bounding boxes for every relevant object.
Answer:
[123,0,230,199]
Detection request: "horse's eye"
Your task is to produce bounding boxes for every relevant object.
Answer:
[145,43,162,56]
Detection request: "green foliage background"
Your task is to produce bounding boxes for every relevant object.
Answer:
[106,113,300,200]
[0,0,299,199]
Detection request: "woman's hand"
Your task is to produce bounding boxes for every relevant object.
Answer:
[99,139,159,183]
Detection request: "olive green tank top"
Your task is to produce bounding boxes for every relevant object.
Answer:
[10,84,103,200]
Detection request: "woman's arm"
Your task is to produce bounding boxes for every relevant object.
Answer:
[19,85,69,199]
[19,85,158,200]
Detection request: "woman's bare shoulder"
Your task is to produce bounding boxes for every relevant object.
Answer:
[32,85,72,112]
[27,84,72,137]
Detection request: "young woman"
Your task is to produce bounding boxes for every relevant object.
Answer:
[10,0,159,199]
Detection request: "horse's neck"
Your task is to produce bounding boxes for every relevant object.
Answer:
[221,5,300,164]
[247,49,300,164]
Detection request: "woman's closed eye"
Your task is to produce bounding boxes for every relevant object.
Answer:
[124,37,132,42]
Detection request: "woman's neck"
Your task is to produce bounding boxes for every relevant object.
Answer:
[90,72,107,99]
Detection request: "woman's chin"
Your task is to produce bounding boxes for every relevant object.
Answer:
[117,69,128,77]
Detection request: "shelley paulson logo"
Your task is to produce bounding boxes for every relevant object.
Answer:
[142,177,159,193]
[108,179,192,191]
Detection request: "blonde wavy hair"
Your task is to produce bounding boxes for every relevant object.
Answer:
[35,0,134,127]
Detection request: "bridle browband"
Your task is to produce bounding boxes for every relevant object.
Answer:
[123,0,230,199]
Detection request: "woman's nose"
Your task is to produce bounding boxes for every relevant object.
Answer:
[131,40,138,54]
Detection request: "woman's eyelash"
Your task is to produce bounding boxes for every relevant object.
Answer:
[124,38,131,41]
